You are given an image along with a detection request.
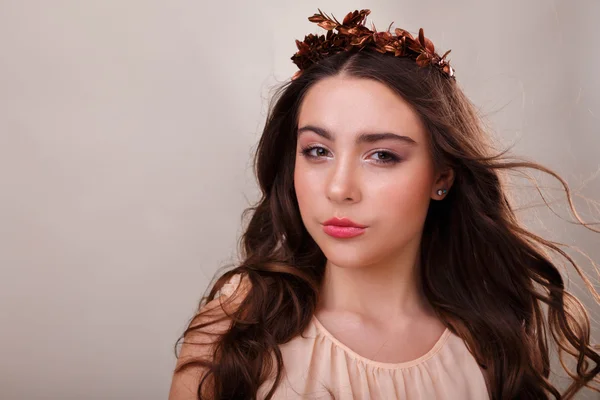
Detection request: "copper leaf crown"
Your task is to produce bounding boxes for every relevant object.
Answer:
[291,9,455,80]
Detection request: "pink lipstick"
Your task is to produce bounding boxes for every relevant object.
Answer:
[322,217,367,239]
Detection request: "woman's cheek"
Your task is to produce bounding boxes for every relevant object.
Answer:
[294,170,318,217]
[376,172,432,223]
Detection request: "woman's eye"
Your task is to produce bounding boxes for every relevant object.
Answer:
[301,146,330,158]
[313,148,329,157]
[300,146,401,165]
[370,151,401,165]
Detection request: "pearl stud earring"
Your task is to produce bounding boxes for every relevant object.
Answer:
[437,189,447,196]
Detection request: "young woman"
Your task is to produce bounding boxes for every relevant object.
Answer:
[169,9,600,400]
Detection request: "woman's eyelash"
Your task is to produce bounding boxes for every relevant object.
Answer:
[300,145,330,159]
[371,151,401,164]
[299,145,401,165]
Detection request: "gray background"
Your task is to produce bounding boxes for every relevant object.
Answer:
[1,0,599,398]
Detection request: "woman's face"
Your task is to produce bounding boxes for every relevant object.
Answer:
[294,75,449,269]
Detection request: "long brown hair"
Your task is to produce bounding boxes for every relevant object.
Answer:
[173,48,600,399]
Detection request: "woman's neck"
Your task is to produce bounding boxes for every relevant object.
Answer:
[316,246,434,324]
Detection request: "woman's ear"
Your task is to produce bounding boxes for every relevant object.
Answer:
[431,167,455,200]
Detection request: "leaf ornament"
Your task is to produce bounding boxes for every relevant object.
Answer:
[291,8,455,81]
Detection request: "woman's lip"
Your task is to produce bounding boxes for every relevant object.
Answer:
[322,217,367,228]
[322,225,366,238]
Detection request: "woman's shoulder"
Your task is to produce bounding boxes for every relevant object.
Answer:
[193,271,252,329]
[169,272,251,399]
[213,272,251,300]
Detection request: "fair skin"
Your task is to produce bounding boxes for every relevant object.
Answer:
[294,74,455,363]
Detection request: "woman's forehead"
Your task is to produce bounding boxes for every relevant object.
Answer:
[297,76,427,143]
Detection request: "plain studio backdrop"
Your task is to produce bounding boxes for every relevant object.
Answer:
[1,1,599,399]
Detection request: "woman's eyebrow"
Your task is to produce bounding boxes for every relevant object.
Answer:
[297,124,417,145]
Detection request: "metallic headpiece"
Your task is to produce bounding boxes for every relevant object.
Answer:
[291,9,455,80]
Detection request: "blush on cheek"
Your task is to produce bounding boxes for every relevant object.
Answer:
[380,180,431,230]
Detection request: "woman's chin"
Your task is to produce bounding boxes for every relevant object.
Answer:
[319,247,373,270]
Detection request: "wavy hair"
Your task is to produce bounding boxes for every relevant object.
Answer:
[173,48,600,399]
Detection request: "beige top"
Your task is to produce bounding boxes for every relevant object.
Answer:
[217,274,490,399]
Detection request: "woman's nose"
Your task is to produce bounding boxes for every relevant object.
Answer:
[325,157,361,204]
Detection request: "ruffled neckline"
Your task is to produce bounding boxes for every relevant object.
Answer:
[310,314,451,369]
